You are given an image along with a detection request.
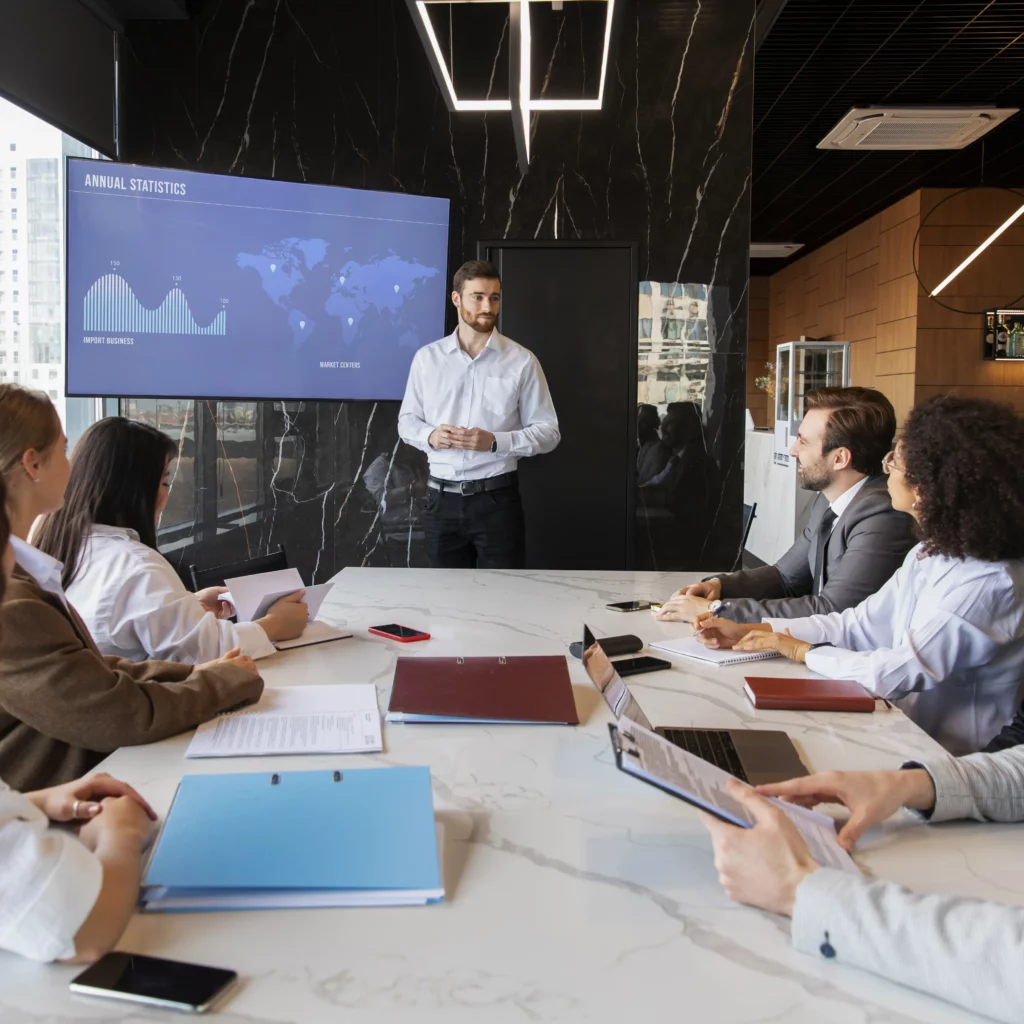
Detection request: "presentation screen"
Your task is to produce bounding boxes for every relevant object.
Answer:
[65,159,450,400]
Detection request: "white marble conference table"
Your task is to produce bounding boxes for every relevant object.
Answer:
[4,569,1020,1024]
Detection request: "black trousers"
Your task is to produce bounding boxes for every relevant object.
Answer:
[423,483,526,569]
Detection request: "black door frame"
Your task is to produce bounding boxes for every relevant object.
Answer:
[477,239,639,569]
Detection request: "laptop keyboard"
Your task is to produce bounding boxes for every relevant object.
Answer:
[660,728,749,783]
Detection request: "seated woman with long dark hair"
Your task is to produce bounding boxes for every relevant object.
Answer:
[34,416,307,664]
[694,396,1024,754]
[0,386,264,791]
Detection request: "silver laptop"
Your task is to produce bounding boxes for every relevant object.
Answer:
[582,625,808,785]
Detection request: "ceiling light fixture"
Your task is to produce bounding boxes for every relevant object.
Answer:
[930,201,1024,296]
[407,0,619,172]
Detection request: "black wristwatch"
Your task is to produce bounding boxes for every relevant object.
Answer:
[489,438,498,453]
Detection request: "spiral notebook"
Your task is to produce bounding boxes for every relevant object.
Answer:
[649,635,780,667]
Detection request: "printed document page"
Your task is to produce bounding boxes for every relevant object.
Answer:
[616,718,859,875]
[187,684,381,758]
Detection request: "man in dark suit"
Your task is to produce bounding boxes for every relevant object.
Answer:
[656,386,916,623]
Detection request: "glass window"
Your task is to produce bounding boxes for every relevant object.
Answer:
[11,290,17,302]
[1,97,102,432]
[31,368,37,378]
[216,402,261,517]
[48,390,56,399]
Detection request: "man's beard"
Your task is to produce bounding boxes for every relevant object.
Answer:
[796,457,834,492]
[460,307,495,333]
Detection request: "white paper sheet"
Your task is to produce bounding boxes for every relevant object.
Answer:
[248,581,334,622]
[222,568,304,623]
[616,717,860,875]
[186,684,381,758]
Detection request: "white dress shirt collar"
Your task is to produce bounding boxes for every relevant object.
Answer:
[441,329,503,357]
[10,536,67,605]
[828,474,869,523]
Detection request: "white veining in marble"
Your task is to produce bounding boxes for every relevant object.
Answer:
[3,570,1011,1024]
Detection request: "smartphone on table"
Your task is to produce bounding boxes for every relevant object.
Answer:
[606,600,653,612]
[70,952,239,1014]
[368,624,432,643]
[613,655,672,677]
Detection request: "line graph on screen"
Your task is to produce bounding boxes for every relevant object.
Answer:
[83,273,227,335]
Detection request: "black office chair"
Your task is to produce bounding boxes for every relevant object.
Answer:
[730,502,757,572]
[189,546,289,593]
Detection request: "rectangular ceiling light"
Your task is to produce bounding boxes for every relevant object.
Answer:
[412,0,616,114]
[413,1,512,112]
[931,202,1024,296]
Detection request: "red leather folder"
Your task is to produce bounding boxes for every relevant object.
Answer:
[743,676,876,712]
[388,656,579,724]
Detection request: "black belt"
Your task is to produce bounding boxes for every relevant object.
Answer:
[428,472,517,496]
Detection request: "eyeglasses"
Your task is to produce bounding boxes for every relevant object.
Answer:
[881,450,905,475]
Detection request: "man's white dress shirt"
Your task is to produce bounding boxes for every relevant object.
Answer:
[66,525,276,664]
[0,780,101,961]
[398,330,560,481]
[765,544,1024,754]
[825,475,867,531]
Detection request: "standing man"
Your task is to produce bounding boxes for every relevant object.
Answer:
[398,260,560,568]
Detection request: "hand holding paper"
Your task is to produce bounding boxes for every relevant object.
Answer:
[698,779,820,917]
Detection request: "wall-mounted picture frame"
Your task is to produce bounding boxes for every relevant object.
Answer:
[984,309,1024,361]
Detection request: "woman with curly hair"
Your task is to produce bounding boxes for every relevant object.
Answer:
[694,395,1024,754]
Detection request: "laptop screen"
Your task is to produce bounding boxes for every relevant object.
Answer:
[581,625,653,730]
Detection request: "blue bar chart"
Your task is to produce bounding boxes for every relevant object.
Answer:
[83,273,227,335]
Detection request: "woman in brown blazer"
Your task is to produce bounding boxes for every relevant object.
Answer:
[0,385,264,790]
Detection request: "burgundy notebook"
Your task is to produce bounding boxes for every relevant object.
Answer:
[387,656,579,724]
[744,676,876,712]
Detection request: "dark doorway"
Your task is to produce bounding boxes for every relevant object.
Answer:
[478,241,637,569]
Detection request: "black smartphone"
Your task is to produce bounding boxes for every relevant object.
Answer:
[613,655,672,677]
[70,952,239,1014]
[569,633,643,660]
[606,600,653,612]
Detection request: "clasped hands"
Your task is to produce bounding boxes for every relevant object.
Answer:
[428,424,495,453]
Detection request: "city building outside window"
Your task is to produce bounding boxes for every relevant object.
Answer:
[2,95,104,442]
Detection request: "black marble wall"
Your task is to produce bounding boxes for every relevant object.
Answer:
[122,0,754,579]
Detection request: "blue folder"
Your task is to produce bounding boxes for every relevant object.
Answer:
[141,768,443,912]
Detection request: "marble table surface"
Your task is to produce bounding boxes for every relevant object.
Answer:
[4,569,1019,1024]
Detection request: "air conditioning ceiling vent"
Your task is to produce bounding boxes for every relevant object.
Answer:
[817,107,1018,151]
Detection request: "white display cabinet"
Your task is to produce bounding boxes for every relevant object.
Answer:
[773,341,850,464]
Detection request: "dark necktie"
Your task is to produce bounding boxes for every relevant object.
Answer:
[813,507,837,595]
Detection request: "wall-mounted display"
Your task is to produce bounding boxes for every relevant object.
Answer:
[983,310,1024,361]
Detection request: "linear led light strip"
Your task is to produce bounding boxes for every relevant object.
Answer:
[414,0,616,115]
[931,200,1024,296]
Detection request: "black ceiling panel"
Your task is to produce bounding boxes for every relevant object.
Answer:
[751,0,1024,274]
